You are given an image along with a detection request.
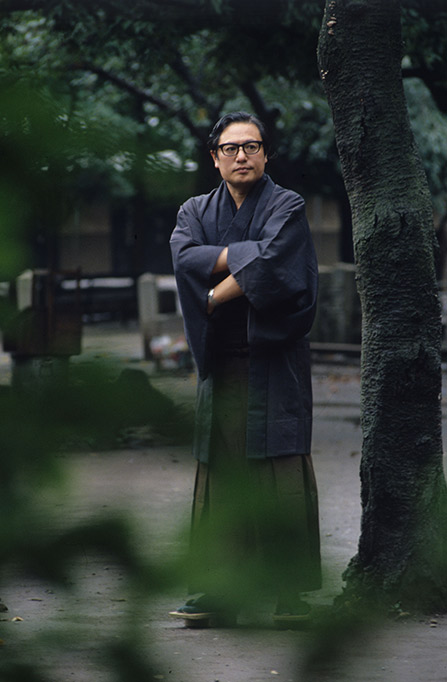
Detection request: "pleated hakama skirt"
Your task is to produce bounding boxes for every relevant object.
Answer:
[188,354,321,602]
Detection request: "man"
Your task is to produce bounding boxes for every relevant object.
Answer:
[170,111,321,628]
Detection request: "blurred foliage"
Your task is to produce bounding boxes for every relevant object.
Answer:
[0,74,193,677]
[0,357,193,680]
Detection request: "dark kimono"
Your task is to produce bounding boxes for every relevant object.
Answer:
[170,174,321,600]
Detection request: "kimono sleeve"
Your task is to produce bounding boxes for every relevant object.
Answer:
[227,191,318,342]
[169,199,223,377]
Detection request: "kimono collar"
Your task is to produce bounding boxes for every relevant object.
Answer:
[217,174,270,245]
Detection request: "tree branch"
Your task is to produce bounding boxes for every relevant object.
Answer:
[169,51,221,123]
[71,61,208,144]
[239,80,281,139]
[170,53,208,110]
[0,0,222,21]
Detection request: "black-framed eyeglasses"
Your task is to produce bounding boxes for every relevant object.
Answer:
[217,140,263,157]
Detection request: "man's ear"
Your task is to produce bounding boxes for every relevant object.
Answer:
[210,150,218,168]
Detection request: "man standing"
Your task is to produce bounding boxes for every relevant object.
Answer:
[170,111,321,627]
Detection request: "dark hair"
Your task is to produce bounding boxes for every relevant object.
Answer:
[207,111,270,154]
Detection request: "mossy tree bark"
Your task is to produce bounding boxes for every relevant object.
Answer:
[318,0,447,611]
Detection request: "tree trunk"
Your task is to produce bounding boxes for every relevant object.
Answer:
[318,0,447,611]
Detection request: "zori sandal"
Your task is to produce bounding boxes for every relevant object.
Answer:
[170,595,237,628]
[273,598,312,629]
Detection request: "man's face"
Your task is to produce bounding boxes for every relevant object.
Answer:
[211,122,267,194]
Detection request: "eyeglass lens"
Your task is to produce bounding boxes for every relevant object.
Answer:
[219,141,262,156]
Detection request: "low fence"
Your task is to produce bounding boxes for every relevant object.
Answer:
[137,274,185,363]
[136,267,447,366]
[309,263,361,346]
[5,266,446,371]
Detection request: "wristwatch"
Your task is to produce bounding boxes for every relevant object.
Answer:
[207,288,217,311]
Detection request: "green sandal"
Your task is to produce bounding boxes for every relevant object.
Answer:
[170,595,238,628]
[273,598,312,629]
